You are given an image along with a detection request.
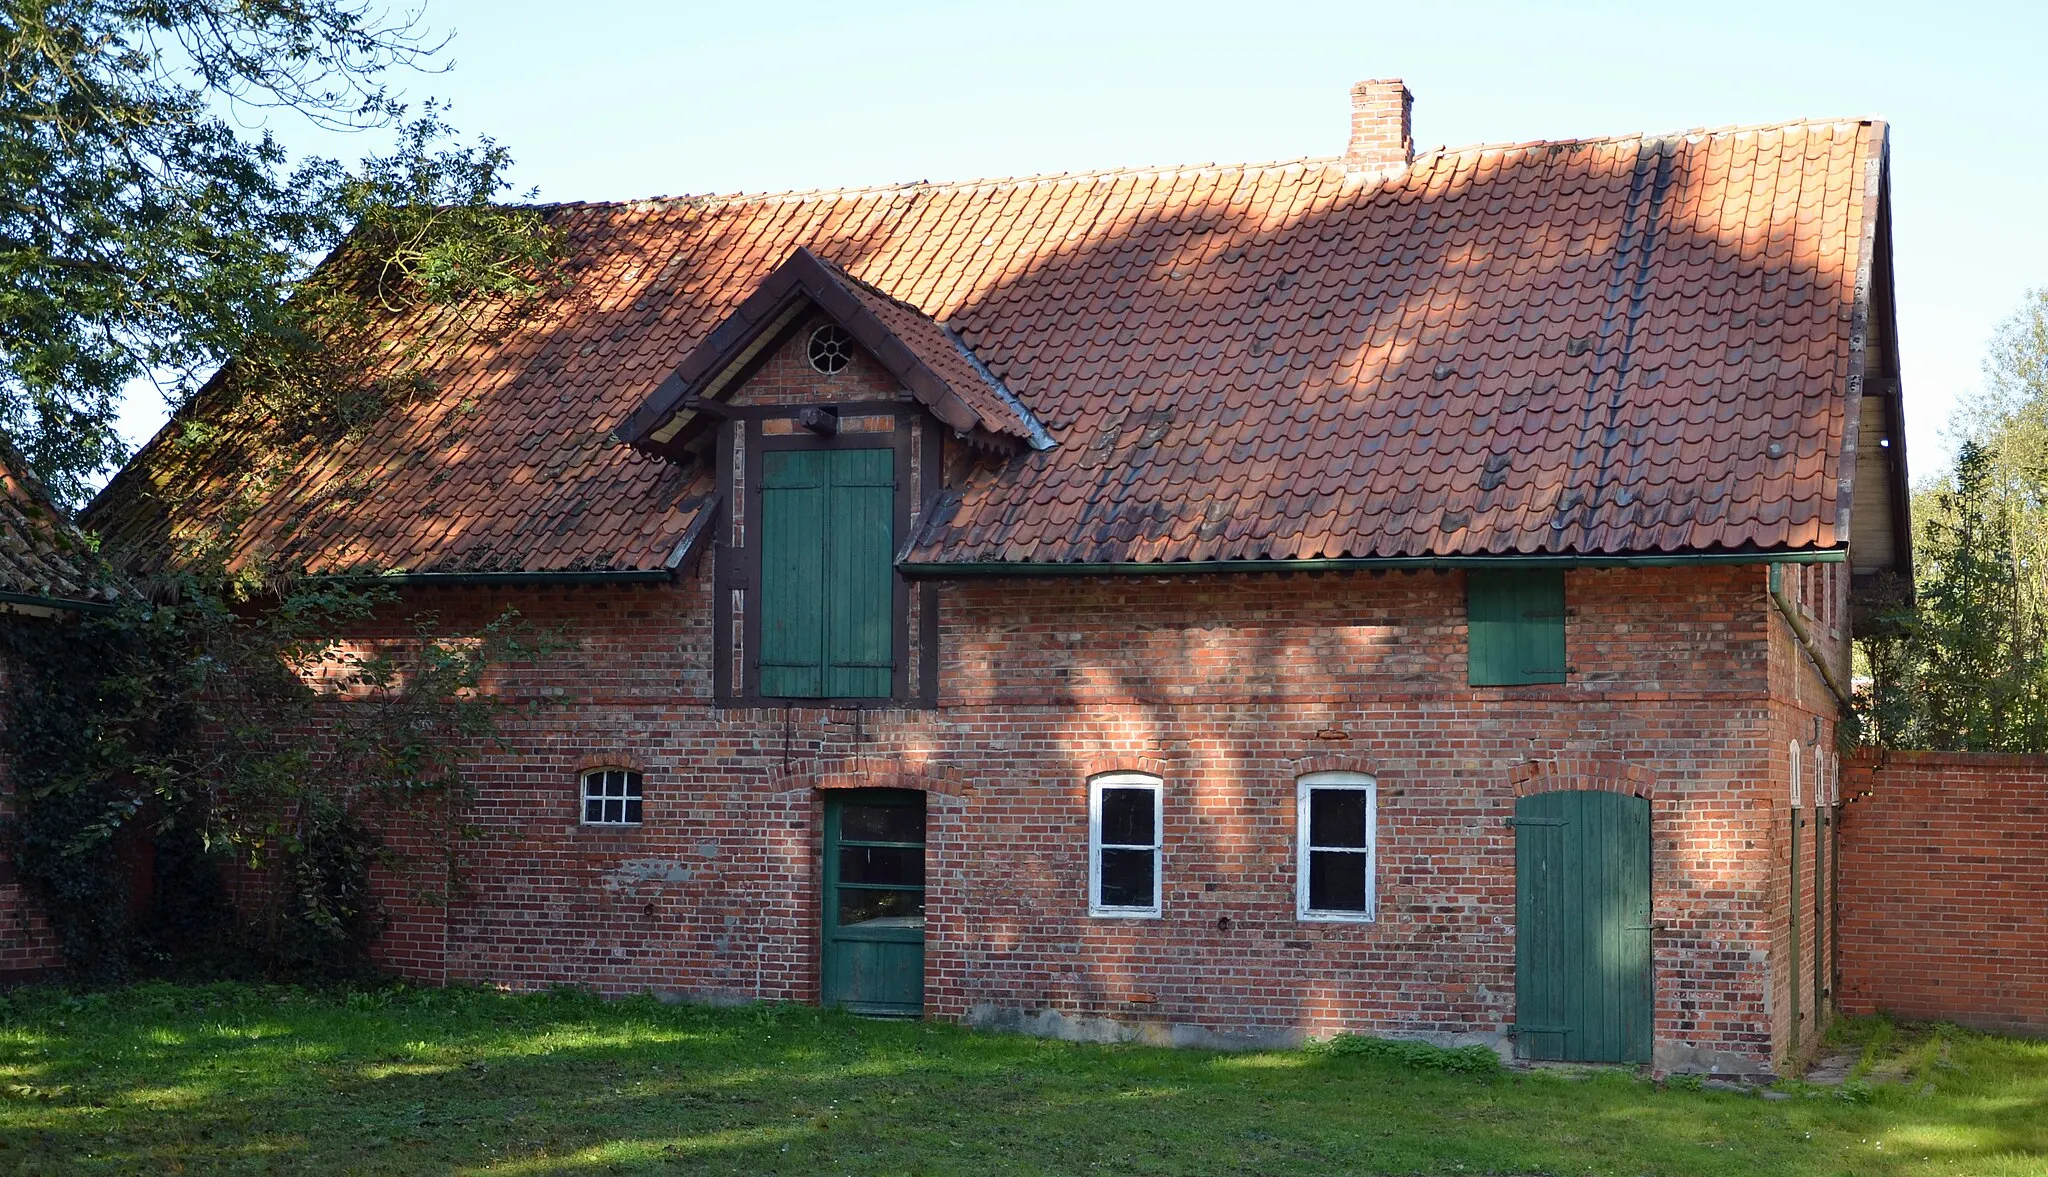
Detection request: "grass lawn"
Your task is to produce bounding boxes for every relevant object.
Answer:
[1,984,2044,1175]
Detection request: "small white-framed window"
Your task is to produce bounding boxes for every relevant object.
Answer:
[1088,773,1162,917]
[1296,772,1377,921]
[1789,740,1802,808]
[581,768,644,825]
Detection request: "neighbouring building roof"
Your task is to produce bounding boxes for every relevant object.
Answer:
[88,115,1895,577]
[0,440,109,608]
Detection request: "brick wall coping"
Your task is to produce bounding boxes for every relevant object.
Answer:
[1851,748,2048,771]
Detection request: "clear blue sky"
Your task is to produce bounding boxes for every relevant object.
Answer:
[123,0,2048,483]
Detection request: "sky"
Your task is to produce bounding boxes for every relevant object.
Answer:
[119,0,2048,484]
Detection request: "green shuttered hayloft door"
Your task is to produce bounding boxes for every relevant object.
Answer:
[1468,570,1567,686]
[1514,789,1652,1064]
[758,448,895,698]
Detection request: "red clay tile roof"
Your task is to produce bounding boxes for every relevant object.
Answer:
[88,118,1889,575]
[1,439,108,604]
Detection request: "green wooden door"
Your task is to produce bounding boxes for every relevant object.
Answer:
[1514,789,1652,1063]
[822,789,925,1016]
[758,448,896,699]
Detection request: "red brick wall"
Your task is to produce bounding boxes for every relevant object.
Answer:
[1765,575,1847,1069]
[0,644,63,981]
[331,557,1797,1072]
[1838,750,2048,1036]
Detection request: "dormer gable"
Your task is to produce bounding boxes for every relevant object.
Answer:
[616,247,1052,461]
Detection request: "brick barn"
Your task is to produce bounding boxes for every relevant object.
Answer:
[91,80,1911,1075]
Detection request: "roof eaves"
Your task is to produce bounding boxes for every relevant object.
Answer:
[898,547,1851,579]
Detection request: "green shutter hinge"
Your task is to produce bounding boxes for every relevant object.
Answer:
[1504,817,1569,827]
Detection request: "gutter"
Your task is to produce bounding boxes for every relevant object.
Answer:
[321,568,675,588]
[900,549,1849,580]
[0,588,117,615]
[1768,563,1855,714]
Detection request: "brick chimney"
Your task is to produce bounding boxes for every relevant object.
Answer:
[1345,79,1414,175]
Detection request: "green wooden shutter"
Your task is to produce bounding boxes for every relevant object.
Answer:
[823,448,896,698]
[759,451,829,697]
[1467,569,1567,686]
[758,448,895,699]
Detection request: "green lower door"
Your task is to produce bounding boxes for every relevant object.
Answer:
[1514,789,1652,1064]
[822,790,926,1016]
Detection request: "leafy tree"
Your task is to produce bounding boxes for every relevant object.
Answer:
[0,0,571,978]
[0,0,557,505]
[1859,289,2048,751]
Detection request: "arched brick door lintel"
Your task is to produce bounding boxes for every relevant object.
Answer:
[1511,754,1657,801]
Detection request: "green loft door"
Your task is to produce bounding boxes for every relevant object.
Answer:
[822,790,926,1016]
[1514,789,1652,1064]
[758,448,896,699]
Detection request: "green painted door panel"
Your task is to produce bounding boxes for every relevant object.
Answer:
[1468,570,1567,685]
[822,789,925,1016]
[758,448,895,699]
[1514,789,1651,1064]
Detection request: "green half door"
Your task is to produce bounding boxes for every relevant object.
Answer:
[1514,789,1652,1063]
[822,789,925,1016]
[758,448,896,699]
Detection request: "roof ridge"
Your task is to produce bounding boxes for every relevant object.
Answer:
[530,157,1348,214]
[528,116,1881,215]
[1413,115,1882,164]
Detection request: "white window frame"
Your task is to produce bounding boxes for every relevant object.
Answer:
[1789,740,1802,808]
[581,767,645,826]
[1088,773,1163,918]
[1295,772,1378,922]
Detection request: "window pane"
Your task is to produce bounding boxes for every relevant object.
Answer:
[838,801,924,844]
[1099,787,1155,847]
[1308,849,1369,912]
[603,798,625,824]
[839,844,924,887]
[1308,788,1369,849]
[619,772,643,799]
[584,797,604,823]
[837,887,924,929]
[622,797,643,824]
[1098,847,1155,908]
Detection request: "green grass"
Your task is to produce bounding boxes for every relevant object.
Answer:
[1,985,2044,1175]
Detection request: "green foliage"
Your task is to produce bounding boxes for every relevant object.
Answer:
[1860,289,2048,751]
[1312,1032,1504,1073]
[0,0,564,506]
[0,572,561,983]
[5,984,2048,1175]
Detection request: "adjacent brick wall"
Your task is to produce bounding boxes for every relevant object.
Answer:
[1838,750,2048,1036]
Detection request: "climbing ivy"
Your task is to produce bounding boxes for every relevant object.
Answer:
[1,574,560,982]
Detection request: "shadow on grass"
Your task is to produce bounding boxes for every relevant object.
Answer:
[1,985,2045,1175]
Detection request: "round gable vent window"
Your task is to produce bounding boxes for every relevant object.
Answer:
[807,324,853,375]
